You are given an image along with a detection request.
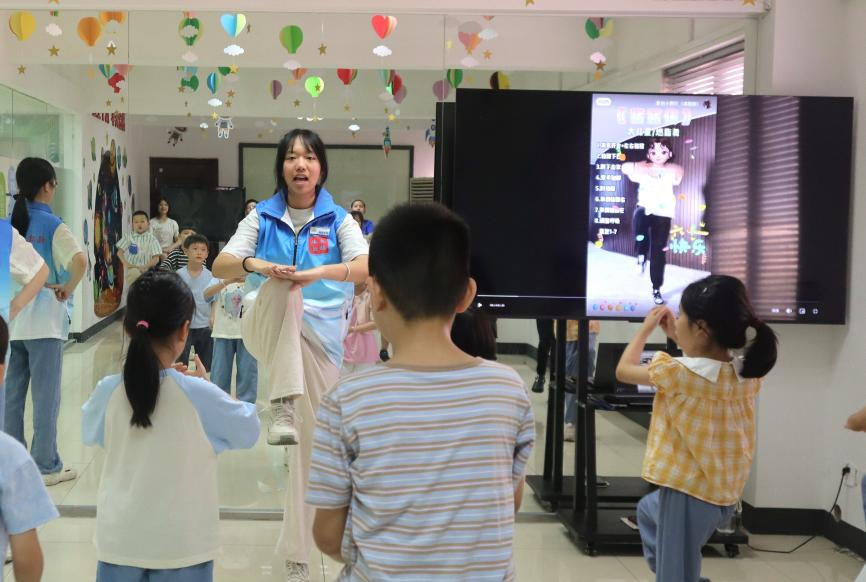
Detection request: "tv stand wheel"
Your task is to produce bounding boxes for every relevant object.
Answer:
[725,544,739,558]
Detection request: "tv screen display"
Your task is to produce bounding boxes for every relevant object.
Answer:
[587,93,853,324]
[452,89,592,318]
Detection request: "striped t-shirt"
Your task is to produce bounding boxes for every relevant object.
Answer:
[306,359,535,582]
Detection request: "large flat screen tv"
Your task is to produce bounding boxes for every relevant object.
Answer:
[587,93,853,324]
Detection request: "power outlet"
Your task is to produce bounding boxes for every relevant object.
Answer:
[844,464,861,488]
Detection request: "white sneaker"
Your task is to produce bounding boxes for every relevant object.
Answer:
[564,423,576,442]
[42,467,77,486]
[268,399,298,446]
[285,560,310,582]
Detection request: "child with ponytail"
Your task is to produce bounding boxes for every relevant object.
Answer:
[82,270,260,581]
[616,274,778,582]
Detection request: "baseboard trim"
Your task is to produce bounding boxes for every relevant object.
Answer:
[71,307,125,343]
[496,342,537,360]
[743,502,866,558]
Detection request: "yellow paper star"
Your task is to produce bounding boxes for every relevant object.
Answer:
[106,44,117,55]
[318,43,327,55]
[178,86,186,93]
[483,50,492,60]
[225,100,232,108]
[229,64,239,74]
[293,100,301,107]
[48,45,60,56]
[525,0,535,5]
[17,65,26,75]
[445,40,453,50]
[595,61,606,72]
[227,90,235,98]
[105,100,112,107]
[343,104,351,112]
[212,111,219,120]
[388,114,397,122]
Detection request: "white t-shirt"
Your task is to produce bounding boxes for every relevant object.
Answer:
[221,208,368,263]
[10,223,84,341]
[212,282,245,339]
[149,217,179,251]
[10,228,45,286]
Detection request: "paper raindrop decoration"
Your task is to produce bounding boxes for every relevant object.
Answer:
[432,80,450,101]
[305,76,324,98]
[371,15,397,39]
[489,71,510,90]
[337,68,358,86]
[446,69,463,89]
[220,13,246,38]
[458,21,482,54]
[9,12,36,41]
[207,72,219,94]
[77,17,103,47]
[270,80,282,99]
[280,25,304,54]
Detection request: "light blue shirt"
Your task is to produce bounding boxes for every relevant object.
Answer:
[82,369,259,454]
[0,433,59,581]
[177,266,219,330]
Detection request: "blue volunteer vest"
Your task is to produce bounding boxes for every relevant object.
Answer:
[0,219,11,322]
[254,188,354,365]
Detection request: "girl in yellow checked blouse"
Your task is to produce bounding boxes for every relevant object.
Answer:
[616,275,777,582]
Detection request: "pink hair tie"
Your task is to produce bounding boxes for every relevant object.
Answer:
[136,320,150,330]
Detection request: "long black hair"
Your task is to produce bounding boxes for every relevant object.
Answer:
[680,275,777,378]
[274,129,329,196]
[123,270,195,428]
[11,157,56,236]
[451,309,497,360]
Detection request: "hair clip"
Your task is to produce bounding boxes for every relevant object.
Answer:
[136,320,150,330]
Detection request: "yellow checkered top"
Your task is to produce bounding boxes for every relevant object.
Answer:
[642,352,761,506]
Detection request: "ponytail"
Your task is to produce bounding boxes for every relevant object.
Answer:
[123,270,195,428]
[11,157,56,236]
[740,320,778,379]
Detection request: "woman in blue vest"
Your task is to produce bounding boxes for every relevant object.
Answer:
[214,129,368,581]
[6,158,87,486]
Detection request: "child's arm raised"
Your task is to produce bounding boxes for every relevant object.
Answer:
[616,307,673,386]
[9,529,43,582]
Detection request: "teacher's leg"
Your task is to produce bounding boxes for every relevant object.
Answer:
[28,339,67,479]
[649,215,672,304]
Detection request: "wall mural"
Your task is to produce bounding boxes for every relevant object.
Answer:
[92,142,123,317]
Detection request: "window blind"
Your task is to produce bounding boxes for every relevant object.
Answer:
[663,43,745,96]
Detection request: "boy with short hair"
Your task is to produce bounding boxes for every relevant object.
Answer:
[0,315,59,582]
[160,224,197,272]
[177,234,221,371]
[306,203,535,580]
[117,211,162,290]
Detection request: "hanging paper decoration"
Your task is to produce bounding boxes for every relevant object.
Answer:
[179,12,202,62]
[489,71,511,90]
[590,52,607,81]
[77,17,103,47]
[216,116,234,139]
[393,85,408,104]
[371,15,398,39]
[9,12,36,41]
[305,76,324,98]
[446,69,463,89]
[99,12,126,25]
[337,68,358,86]
[585,18,614,40]
[390,74,403,96]
[179,66,199,91]
[432,80,451,101]
[220,13,247,38]
[457,21,483,54]
[379,69,396,89]
[382,127,392,158]
[217,66,232,76]
[167,127,187,147]
[98,64,115,79]
[425,122,436,148]
[270,80,283,100]
[46,23,62,37]
[207,72,220,94]
[280,25,304,54]
[291,67,308,81]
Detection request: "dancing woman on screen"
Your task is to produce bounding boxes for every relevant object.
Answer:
[621,137,684,305]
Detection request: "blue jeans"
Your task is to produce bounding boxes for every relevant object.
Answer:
[637,487,735,582]
[97,561,213,582]
[4,339,65,474]
[564,334,597,425]
[210,338,258,404]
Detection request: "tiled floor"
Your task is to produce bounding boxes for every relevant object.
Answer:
[5,323,865,580]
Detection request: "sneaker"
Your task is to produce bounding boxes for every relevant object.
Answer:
[379,349,390,362]
[531,375,545,393]
[268,399,298,446]
[653,289,665,305]
[286,560,310,582]
[42,467,77,487]
[564,423,576,442]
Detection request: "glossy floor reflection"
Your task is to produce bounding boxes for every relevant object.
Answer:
[7,323,865,580]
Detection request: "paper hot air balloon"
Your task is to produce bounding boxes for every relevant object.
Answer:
[9,11,36,41]
[291,67,308,81]
[280,25,304,54]
[446,69,463,89]
[270,80,282,100]
[337,68,358,86]
[371,15,397,40]
[220,13,247,38]
[379,69,395,88]
[458,21,482,54]
[77,17,103,47]
[393,85,407,104]
[207,72,219,94]
[100,12,126,25]
[305,76,324,98]
[432,80,451,101]
[490,71,511,90]
[98,64,115,79]
[179,13,202,47]
[390,74,403,96]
